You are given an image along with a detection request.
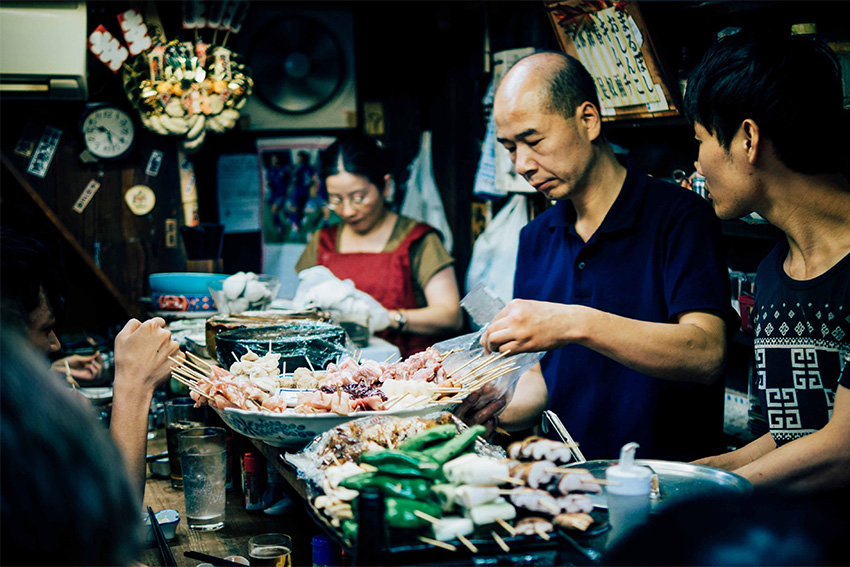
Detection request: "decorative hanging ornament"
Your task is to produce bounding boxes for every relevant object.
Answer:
[85,4,253,153]
[123,38,252,151]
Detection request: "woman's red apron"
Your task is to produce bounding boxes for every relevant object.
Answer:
[317,222,434,358]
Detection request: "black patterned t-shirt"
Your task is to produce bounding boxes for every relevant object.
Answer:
[753,241,849,446]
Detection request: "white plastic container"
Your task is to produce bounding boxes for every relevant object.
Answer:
[605,442,652,544]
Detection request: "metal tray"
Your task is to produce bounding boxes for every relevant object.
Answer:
[568,459,752,513]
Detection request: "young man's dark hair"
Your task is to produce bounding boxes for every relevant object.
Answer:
[684,29,845,175]
[0,228,65,326]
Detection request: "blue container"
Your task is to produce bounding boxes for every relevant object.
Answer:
[149,272,230,295]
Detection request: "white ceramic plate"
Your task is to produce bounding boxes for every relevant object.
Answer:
[215,402,458,448]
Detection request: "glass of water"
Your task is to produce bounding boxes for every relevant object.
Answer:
[178,427,227,531]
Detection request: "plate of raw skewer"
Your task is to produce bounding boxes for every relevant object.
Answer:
[170,344,520,448]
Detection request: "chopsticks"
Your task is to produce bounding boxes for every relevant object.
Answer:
[183,551,249,566]
[147,506,177,567]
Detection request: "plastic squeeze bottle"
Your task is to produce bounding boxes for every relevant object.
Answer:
[605,442,652,544]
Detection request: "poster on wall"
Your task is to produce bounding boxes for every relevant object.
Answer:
[256,136,337,245]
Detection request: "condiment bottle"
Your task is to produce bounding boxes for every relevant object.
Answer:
[605,442,652,545]
[312,534,340,567]
[353,487,386,566]
[242,452,265,511]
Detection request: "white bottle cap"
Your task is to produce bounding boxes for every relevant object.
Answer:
[606,442,652,496]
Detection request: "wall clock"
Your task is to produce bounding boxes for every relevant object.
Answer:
[81,104,136,160]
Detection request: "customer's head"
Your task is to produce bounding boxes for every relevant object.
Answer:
[605,492,849,566]
[0,329,142,565]
[493,51,606,201]
[685,30,844,178]
[320,133,392,234]
[0,228,64,353]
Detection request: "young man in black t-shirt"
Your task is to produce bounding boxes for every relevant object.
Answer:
[683,30,850,492]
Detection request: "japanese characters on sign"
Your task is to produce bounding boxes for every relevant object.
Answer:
[571,7,660,110]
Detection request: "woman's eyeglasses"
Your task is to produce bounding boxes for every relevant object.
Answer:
[326,190,377,211]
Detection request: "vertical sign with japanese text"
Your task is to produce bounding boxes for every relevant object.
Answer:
[571,7,664,111]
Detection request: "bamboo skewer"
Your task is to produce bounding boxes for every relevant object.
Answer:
[456,533,478,553]
[418,537,456,552]
[492,475,525,486]
[382,392,410,410]
[171,366,204,384]
[446,354,482,378]
[413,510,443,525]
[186,351,213,369]
[306,357,316,372]
[534,526,551,541]
[182,357,214,377]
[495,517,517,536]
[457,350,511,381]
[170,374,213,400]
[491,530,510,553]
[64,360,79,389]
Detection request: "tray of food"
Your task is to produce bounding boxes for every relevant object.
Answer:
[282,413,609,564]
[171,344,517,448]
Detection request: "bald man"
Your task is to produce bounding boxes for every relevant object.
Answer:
[459,52,737,461]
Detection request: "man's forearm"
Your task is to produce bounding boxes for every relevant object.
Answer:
[693,432,776,471]
[499,366,549,431]
[110,374,155,498]
[577,308,726,384]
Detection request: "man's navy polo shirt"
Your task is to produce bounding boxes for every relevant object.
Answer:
[514,160,735,461]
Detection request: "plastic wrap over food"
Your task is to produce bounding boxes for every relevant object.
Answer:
[285,411,505,490]
[214,322,355,372]
[434,283,545,411]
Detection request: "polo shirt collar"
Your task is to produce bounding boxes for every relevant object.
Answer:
[546,158,646,237]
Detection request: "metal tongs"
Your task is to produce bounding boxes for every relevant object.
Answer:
[541,410,586,464]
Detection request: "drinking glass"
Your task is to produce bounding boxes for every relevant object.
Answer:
[165,397,206,488]
[178,427,227,531]
[249,533,292,567]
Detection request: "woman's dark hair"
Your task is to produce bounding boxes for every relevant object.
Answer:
[684,29,845,175]
[320,132,390,189]
[0,330,142,565]
[544,52,602,119]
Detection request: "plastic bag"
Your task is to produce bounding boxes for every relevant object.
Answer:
[464,194,528,306]
[433,283,544,414]
[400,131,453,253]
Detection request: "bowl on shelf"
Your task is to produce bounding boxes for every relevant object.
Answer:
[208,273,280,315]
[213,322,347,373]
[149,272,229,295]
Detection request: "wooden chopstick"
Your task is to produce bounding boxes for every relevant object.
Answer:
[147,506,177,567]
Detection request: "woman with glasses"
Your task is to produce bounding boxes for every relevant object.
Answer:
[295,133,463,357]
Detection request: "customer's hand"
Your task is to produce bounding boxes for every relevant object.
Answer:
[453,387,507,438]
[52,352,103,381]
[113,318,183,393]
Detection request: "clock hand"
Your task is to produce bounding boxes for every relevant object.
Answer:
[96,126,114,144]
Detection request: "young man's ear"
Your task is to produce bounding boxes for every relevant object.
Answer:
[740,119,761,165]
[577,101,603,142]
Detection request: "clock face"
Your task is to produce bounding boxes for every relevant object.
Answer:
[82,107,135,159]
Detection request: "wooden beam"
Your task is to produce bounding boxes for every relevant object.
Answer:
[1,152,133,318]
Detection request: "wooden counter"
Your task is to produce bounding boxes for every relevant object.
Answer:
[139,433,330,567]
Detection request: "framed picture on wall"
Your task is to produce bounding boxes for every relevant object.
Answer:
[256,136,337,245]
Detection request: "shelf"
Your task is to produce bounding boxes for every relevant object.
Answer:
[721,219,783,240]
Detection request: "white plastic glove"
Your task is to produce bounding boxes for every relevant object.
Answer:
[293,266,392,334]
